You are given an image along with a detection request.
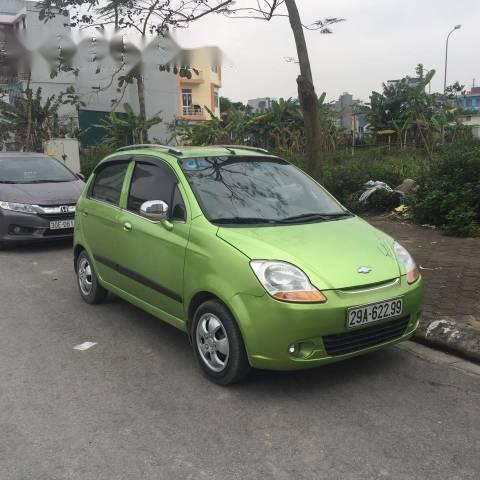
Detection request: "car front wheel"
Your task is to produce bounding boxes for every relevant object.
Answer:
[76,250,107,304]
[192,300,250,385]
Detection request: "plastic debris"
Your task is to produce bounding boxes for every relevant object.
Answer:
[394,204,409,214]
[358,181,393,204]
[73,341,97,351]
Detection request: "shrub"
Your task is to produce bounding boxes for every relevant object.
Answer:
[80,144,114,180]
[321,149,426,211]
[412,142,480,236]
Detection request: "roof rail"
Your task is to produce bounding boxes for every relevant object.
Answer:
[116,144,183,155]
[214,145,270,154]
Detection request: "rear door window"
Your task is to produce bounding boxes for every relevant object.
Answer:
[90,162,129,206]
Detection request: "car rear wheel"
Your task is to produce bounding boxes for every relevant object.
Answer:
[192,300,250,385]
[76,250,107,304]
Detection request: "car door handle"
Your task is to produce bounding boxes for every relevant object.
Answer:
[123,222,132,232]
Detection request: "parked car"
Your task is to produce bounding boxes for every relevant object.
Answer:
[74,145,423,384]
[0,152,84,246]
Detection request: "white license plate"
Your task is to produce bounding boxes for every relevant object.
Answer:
[347,297,403,329]
[49,219,75,230]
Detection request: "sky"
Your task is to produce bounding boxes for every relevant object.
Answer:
[174,0,480,104]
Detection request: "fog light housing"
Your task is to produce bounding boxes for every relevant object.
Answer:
[8,225,34,235]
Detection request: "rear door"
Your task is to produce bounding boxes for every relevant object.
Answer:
[80,159,131,286]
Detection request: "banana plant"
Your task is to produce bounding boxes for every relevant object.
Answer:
[94,102,162,147]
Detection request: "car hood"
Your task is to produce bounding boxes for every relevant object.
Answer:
[217,216,401,290]
[0,180,84,205]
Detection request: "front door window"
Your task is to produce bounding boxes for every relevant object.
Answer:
[127,161,186,221]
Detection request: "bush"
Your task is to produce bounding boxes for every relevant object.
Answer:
[412,142,480,236]
[80,144,114,180]
[321,149,426,211]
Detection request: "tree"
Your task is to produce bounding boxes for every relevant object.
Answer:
[0,86,69,151]
[223,0,344,180]
[284,0,324,179]
[177,97,340,158]
[361,68,470,157]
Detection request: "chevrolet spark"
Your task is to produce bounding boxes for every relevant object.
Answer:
[74,145,423,384]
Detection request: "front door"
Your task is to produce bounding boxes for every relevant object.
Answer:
[115,157,190,323]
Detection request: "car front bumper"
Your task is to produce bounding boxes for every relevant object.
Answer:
[230,276,424,370]
[0,209,75,243]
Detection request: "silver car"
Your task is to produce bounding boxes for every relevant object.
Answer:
[0,153,85,246]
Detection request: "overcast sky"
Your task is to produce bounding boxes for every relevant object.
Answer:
[174,0,479,104]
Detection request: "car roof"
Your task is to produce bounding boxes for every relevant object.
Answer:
[104,145,277,163]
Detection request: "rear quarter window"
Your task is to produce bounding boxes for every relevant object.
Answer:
[90,162,129,206]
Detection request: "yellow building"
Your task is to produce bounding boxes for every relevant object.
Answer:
[177,47,222,122]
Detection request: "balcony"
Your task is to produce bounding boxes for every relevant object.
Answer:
[178,69,204,85]
[180,105,206,121]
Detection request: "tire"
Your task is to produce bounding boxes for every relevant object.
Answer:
[192,300,250,385]
[76,250,107,304]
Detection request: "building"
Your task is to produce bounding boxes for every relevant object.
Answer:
[247,97,274,113]
[458,112,480,139]
[1,1,80,122]
[386,77,422,89]
[177,47,222,122]
[459,86,480,111]
[331,92,367,136]
[0,1,222,146]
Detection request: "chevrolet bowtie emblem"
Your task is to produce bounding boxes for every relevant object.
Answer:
[357,266,372,274]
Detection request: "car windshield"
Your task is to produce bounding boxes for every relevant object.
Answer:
[180,156,350,225]
[0,155,77,183]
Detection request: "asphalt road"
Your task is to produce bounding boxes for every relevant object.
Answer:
[1,241,479,480]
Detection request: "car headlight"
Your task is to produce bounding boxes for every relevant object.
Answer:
[393,241,420,284]
[0,201,38,214]
[250,260,327,303]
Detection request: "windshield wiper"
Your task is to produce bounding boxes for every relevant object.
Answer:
[279,212,352,224]
[317,212,353,218]
[21,179,72,184]
[211,217,280,225]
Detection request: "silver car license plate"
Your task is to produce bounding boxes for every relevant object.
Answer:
[49,219,75,230]
[347,297,403,329]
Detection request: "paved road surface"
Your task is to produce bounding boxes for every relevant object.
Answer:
[1,242,479,480]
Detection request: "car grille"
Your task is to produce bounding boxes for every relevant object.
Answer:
[37,204,76,220]
[323,316,410,356]
[38,212,75,221]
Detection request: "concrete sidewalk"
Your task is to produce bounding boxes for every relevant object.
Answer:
[369,215,480,362]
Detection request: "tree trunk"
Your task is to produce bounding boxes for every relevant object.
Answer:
[284,0,323,181]
[25,73,32,151]
[135,69,148,144]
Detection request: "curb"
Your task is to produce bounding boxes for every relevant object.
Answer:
[413,316,480,364]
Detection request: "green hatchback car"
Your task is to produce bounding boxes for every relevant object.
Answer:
[74,145,423,384]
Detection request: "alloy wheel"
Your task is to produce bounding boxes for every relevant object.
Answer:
[78,257,93,296]
[196,313,230,372]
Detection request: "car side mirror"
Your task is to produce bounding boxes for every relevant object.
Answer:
[140,200,169,221]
